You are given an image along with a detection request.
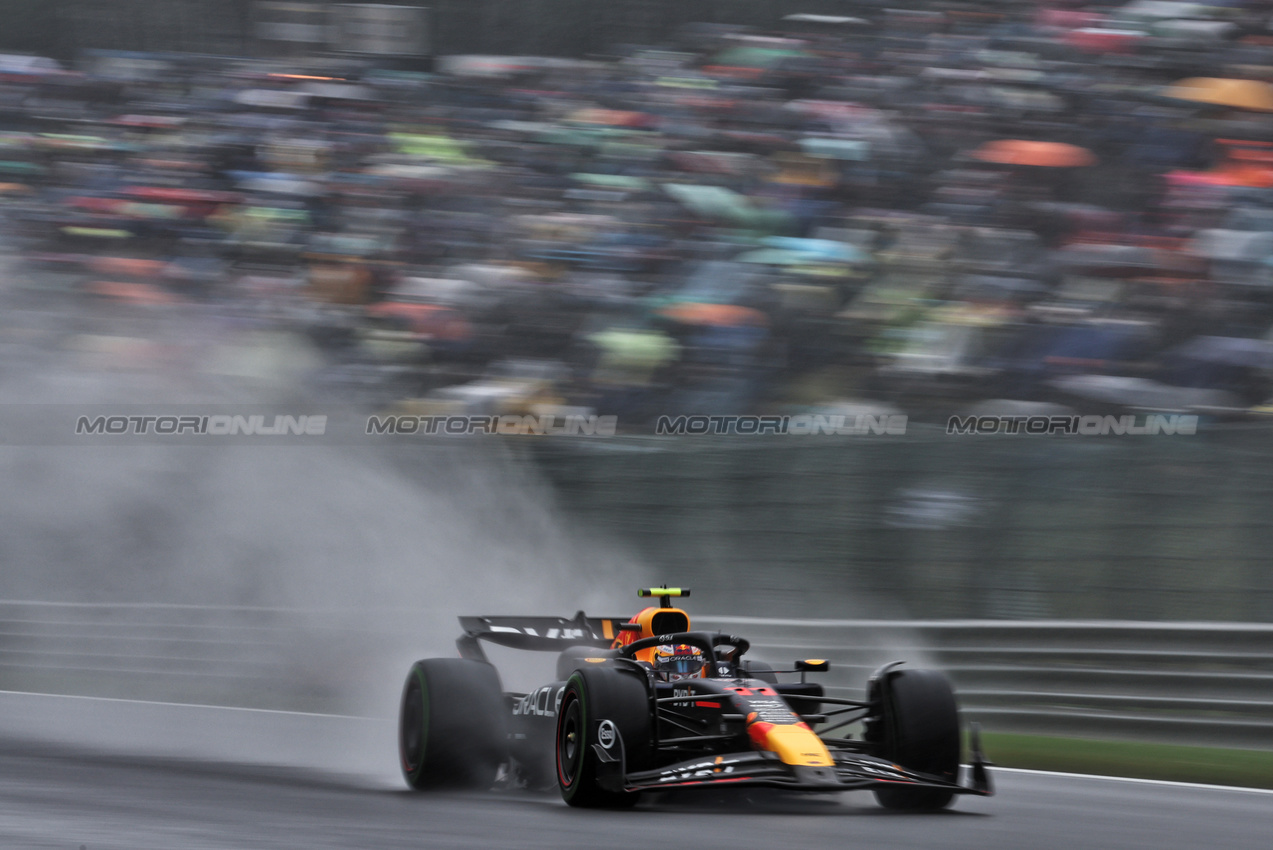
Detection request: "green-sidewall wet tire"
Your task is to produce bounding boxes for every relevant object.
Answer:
[399,658,507,790]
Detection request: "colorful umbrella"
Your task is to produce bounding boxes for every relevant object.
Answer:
[664,183,746,215]
[662,183,791,231]
[60,226,133,240]
[782,14,869,26]
[237,174,324,196]
[738,248,819,265]
[86,280,179,305]
[758,237,869,263]
[970,140,1097,167]
[1063,27,1143,54]
[588,329,680,383]
[120,202,186,220]
[387,132,481,164]
[112,114,186,128]
[122,187,240,204]
[537,125,630,148]
[366,303,471,341]
[297,82,375,101]
[1150,20,1236,41]
[667,151,756,175]
[1116,1,1211,22]
[1161,77,1273,112]
[799,137,870,161]
[713,46,810,69]
[0,160,45,175]
[658,302,768,327]
[567,108,652,128]
[88,257,168,278]
[568,173,651,191]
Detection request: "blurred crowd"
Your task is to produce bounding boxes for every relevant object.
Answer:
[6,2,1273,424]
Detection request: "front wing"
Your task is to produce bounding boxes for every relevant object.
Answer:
[594,743,994,796]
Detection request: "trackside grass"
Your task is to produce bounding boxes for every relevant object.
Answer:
[980,732,1273,790]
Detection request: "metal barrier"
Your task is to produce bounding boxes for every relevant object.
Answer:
[0,600,382,713]
[2,600,1271,748]
[700,616,1273,749]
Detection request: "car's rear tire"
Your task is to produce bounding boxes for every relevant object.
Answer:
[865,667,960,811]
[399,658,507,790]
[556,665,650,808]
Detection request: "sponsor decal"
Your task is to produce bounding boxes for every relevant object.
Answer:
[856,762,907,778]
[488,625,587,640]
[512,685,563,718]
[743,697,799,724]
[597,719,617,750]
[657,760,736,782]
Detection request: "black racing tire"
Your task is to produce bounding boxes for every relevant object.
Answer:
[865,668,960,811]
[399,658,507,790]
[555,665,651,808]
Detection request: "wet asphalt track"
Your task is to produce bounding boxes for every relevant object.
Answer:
[2,696,1270,850]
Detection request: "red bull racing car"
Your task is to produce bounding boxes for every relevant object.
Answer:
[398,588,993,809]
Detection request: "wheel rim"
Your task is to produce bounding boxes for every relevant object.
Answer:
[557,694,583,788]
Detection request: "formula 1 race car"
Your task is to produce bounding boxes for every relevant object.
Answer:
[398,588,993,809]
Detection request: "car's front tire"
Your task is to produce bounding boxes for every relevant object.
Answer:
[399,658,507,790]
[555,665,650,808]
[864,667,961,811]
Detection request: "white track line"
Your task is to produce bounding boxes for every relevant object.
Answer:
[3,691,1269,795]
[0,688,376,720]
[994,766,1273,795]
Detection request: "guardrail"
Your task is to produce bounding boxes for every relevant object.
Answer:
[2,602,1271,748]
[700,617,1273,749]
[0,600,384,713]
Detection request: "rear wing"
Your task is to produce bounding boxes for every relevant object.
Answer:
[456,611,627,661]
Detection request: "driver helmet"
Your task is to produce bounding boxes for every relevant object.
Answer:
[653,643,706,681]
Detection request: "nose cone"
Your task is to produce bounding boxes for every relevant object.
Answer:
[748,721,833,767]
